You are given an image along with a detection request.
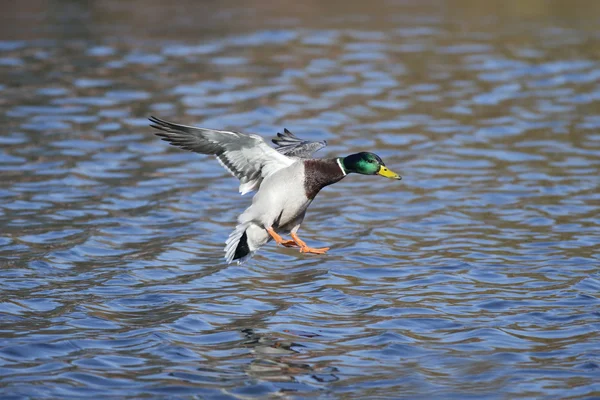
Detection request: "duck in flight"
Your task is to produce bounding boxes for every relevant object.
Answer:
[150,116,402,264]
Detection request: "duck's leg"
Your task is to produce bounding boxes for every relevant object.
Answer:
[291,231,330,254]
[266,227,299,248]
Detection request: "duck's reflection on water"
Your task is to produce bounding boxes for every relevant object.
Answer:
[241,328,338,385]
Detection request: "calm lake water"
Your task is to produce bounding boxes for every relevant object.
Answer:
[1,1,599,398]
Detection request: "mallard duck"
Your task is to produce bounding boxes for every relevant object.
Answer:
[149,116,402,264]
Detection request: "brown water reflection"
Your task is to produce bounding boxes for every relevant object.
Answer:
[1,0,599,398]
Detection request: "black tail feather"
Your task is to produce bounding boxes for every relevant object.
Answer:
[233,231,250,261]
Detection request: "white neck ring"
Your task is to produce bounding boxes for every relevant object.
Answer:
[336,158,347,176]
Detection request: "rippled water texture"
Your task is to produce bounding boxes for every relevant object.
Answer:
[1,1,600,398]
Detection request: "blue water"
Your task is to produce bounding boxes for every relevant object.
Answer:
[1,1,599,398]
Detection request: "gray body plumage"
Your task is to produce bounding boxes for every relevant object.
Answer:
[224,162,313,263]
[150,116,332,264]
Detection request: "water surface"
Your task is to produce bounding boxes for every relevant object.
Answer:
[1,1,599,398]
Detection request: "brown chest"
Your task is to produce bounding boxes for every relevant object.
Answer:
[303,159,346,199]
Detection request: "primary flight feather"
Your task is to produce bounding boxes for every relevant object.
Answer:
[150,116,402,264]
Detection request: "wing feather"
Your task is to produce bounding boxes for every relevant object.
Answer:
[150,116,294,194]
[272,128,327,158]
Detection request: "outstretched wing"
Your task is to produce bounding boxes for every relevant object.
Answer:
[272,128,327,159]
[150,116,294,195]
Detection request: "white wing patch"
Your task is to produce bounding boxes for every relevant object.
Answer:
[150,116,295,195]
[215,136,293,195]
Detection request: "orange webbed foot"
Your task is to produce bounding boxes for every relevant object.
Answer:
[299,246,330,254]
[266,227,299,248]
[291,232,330,255]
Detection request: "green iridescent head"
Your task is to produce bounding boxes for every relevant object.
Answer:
[340,152,402,180]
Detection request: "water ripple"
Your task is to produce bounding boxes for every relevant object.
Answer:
[1,1,600,399]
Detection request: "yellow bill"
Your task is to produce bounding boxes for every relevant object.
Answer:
[377,166,402,180]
